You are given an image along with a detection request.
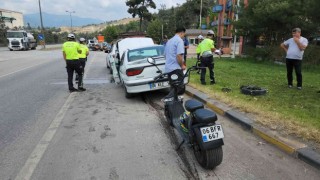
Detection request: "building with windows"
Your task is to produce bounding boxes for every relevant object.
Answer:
[0,8,24,29]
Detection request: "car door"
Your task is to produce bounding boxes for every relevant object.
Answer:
[118,52,127,84]
[107,44,115,67]
[111,43,121,84]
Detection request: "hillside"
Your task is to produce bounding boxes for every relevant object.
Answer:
[60,18,139,33]
[24,13,104,27]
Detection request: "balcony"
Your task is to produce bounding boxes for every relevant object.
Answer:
[201,24,207,29]
[224,19,231,25]
[212,5,223,13]
[211,21,218,26]
[225,0,233,12]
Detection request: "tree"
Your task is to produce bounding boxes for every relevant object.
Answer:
[125,21,139,32]
[101,26,119,42]
[235,0,320,46]
[147,19,162,44]
[126,0,156,32]
[0,19,8,45]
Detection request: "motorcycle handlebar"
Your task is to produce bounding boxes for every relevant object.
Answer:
[153,66,203,82]
[153,72,168,81]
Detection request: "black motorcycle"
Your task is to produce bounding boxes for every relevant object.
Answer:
[147,58,224,169]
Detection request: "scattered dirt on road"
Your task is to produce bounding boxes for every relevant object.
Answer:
[142,93,201,180]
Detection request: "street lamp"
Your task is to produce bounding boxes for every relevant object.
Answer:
[66,10,75,32]
[161,22,168,42]
[38,0,45,49]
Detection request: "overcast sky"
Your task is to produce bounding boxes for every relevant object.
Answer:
[1,0,186,21]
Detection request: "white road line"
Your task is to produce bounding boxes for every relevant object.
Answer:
[83,52,96,80]
[14,93,76,180]
[14,53,96,180]
[0,62,48,79]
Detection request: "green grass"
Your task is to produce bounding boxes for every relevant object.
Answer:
[187,58,320,142]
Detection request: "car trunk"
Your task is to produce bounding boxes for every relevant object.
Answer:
[126,56,166,80]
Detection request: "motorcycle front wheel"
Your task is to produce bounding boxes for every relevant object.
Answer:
[194,144,223,169]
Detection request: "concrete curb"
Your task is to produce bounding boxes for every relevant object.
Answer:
[185,86,320,170]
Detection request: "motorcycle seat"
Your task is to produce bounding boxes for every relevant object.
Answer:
[185,99,204,112]
[193,108,217,124]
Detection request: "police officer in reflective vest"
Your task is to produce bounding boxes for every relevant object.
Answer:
[62,34,86,92]
[76,37,89,86]
[198,30,216,85]
[196,35,204,74]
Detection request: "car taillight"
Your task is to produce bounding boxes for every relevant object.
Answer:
[126,67,144,76]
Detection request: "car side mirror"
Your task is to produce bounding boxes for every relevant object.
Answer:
[147,57,155,65]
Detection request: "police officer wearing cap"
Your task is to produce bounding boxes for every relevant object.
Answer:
[76,37,89,87]
[198,30,216,85]
[62,34,86,92]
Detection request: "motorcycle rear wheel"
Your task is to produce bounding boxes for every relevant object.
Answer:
[194,145,223,169]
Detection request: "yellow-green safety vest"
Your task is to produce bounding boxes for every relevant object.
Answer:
[196,44,201,54]
[199,38,215,56]
[62,41,81,60]
[78,44,89,58]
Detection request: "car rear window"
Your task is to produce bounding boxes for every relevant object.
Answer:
[128,46,164,62]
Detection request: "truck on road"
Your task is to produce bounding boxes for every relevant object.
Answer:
[6,30,37,51]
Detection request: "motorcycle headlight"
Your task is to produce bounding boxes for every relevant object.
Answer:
[170,74,178,80]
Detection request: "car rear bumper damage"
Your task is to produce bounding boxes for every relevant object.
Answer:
[124,78,170,93]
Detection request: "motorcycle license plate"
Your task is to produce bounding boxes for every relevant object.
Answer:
[149,81,169,89]
[200,124,224,143]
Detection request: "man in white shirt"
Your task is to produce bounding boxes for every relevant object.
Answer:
[280,28,308,90]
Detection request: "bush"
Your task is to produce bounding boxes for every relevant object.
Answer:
[243,46,273,61]
[243,45,320,65]
[303,45,320,65]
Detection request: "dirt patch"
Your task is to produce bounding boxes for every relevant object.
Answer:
[143,94,200,180]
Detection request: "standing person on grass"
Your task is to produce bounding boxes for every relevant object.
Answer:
[280,28,308,90]
[196,35,204,74]
[198,30,216,85]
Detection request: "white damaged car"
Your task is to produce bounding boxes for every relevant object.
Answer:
[113,45,171,98]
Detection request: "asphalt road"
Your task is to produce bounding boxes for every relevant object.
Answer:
[0,49,319,180]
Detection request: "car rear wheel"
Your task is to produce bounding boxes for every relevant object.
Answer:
[124,86,134,98]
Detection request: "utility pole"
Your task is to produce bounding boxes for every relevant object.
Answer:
[38,0,45,49]
[232,0,240,58]
[161,24,163,40]
[199,0,203,28]
[66,10,75,32]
